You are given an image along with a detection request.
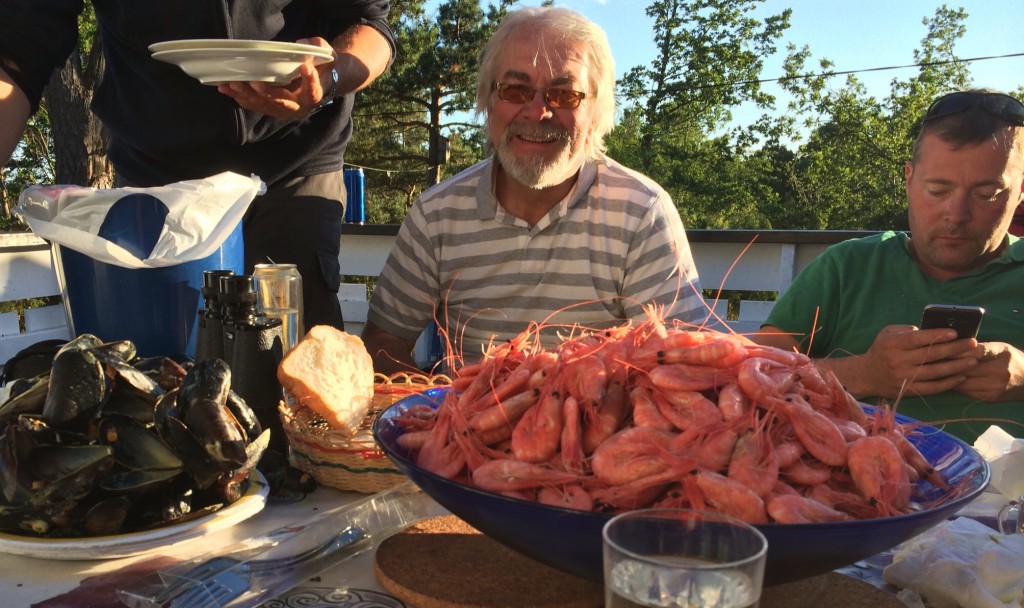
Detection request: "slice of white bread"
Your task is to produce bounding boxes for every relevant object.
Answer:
[277,325,375,436]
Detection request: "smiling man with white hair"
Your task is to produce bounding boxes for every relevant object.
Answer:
[362,6,704,373]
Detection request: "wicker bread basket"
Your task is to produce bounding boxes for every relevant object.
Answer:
[280,372,450,493]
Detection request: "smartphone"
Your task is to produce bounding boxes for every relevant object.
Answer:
[920,304,985,340]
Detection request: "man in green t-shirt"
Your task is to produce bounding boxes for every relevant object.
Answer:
[757,90,1024,442]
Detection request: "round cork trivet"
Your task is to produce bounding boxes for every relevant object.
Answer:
[760,571,905,608]
[373,515,603,608]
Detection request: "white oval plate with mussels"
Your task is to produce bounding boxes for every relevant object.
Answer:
[0,471,268,560]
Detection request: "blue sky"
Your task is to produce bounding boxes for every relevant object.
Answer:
[426,1,1023,127]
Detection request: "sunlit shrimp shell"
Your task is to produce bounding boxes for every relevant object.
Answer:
[561,354,608,403]
[765,395,848,467]
[780,457,833,486]
[717,382,752,422]
[846,435,911,516]
[590,426,674,486]
[560,395,586,474]
[727,427,780,499]
[767,494,854,523]
[737,357,798,401]
[630,384,675,431]
[582,380,629,454]
[537,484,594,511]
[470,459,579,493]
[647,363,735,393]
[669,424,738,474]
[468,386,539,434]
[651,388,723,432]
[691,469,768,524]
[510,387,564,463]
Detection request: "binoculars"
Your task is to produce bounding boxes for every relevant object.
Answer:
[196,270,287,454]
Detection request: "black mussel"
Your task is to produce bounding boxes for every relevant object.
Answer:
[156,410,220,489]
[0,499,79,536]
[89,339,137,365]
[133,356,188,391]
[42,347,109,425]
[26,444,114,506]
[226,391,262,442]
[82,495,130,536]
[183,399,248,467]
[100,359,164,423]
[177,359,231,411]
[0,423,32,504]
[56,334,105,354]
[98,415,182,473]
[100,468,181,493]
[0,374,49,423]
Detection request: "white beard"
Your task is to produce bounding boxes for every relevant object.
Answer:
[495,123,582,189]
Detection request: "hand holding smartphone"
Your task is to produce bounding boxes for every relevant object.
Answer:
[920,304,985,340]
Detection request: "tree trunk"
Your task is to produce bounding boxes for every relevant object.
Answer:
[43,35,112,188]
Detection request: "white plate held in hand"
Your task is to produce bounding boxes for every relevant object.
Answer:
[150,39,334,85]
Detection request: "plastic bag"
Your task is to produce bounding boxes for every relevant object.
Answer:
[15,172,263,269]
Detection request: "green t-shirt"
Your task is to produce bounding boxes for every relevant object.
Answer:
[764,231,1024,443]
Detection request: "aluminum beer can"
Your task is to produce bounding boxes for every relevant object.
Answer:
[344,167,366,223]
[252,263,304,353]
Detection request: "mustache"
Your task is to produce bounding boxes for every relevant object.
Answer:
[504,121,570,142]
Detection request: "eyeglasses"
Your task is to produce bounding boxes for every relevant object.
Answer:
[493,82,587,109]
[923,91,1024,126]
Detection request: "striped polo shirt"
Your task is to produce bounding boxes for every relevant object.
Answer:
[367,155,704,362]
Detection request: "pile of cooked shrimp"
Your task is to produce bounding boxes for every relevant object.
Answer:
[390,309,945,524]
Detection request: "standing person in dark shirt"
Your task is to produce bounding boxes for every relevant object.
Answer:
[0,1,396,331]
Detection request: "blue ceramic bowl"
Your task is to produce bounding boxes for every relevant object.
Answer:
[373,387,990,586]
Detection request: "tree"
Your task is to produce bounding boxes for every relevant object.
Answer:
[345,0,511,222]
[610,0,791,229]
[773,6,975,229]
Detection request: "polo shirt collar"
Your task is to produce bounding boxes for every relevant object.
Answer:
[475,157,599,226]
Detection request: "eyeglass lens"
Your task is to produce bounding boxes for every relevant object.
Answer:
[495,83,586,109]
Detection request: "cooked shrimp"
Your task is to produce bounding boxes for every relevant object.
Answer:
[767,494,854,523]
[470,459,579,493]
[590,426,674,486]
[511,387,564,463]
[846,435,911,516]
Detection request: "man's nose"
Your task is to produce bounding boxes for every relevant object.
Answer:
[520,90,554,120]
[945,192,973,223]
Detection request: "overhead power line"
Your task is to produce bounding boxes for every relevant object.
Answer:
[733,51,1024,88]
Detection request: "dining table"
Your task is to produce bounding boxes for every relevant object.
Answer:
[2,470,1015,608]
[0,480,889,608]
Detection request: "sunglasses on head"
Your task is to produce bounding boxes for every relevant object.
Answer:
[493,82,587,109]
[923,91,1024,126]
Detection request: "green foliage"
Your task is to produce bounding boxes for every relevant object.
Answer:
[764,6,975,229]
[346,0,511,219]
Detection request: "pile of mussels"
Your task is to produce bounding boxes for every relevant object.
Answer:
[0,335,268,538]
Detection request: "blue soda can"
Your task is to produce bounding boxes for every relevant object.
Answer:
[344,167,366,223]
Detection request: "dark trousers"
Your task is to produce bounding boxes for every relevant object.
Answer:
[243,171,346,331]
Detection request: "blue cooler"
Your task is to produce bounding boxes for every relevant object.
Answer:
[54,193,244,359]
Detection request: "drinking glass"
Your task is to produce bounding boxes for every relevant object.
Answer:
[602,509,767,608]
[998,496,1023,535]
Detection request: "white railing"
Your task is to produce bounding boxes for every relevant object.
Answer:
[0,227,876,364]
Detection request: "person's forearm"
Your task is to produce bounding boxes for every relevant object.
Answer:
[0,67,32,166]
[331,24,392,95]
[361,323,419,375]
[814,355,874,399]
